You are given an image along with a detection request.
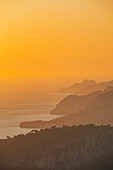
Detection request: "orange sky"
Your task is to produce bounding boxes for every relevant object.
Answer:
[0,0,113,79]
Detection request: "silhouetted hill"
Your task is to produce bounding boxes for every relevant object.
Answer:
[51,86,113,116]
[51,91,101,115]
[1,125,113,170]
[103,86,113,93]
[20,89,113,129]
[59,79,113,95]
[59,79,96,94]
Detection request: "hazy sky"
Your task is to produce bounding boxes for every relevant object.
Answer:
[0,0,113,79]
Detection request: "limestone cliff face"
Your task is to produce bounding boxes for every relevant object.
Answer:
[0,125,113,170]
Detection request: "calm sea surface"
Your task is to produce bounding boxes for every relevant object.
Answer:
[0,93,67,139]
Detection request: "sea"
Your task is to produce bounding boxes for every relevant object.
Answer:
[0,93,67,139]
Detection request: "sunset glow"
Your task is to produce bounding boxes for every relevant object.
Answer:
[0,0,113,78]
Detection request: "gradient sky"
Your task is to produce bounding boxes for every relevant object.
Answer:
[0,0,113,78]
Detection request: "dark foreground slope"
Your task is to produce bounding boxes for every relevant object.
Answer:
[1,125,113,170]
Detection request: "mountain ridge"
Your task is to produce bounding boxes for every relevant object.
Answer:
[20,88,113,129]
[59,79,113,95]
[51,86,113,116]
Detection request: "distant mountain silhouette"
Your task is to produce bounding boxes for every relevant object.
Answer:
[20,88,113,129]
[59,79,96,94]
[51,86,113,116]
[59,79,113,95]
[51,91,101,115]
